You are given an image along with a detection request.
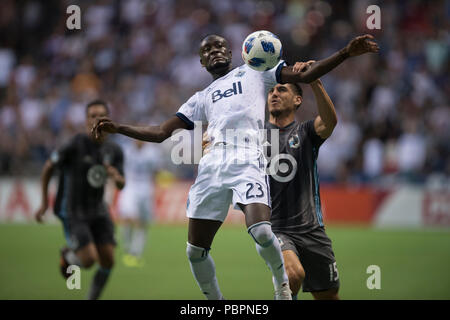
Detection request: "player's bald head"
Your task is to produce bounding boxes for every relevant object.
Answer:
[200,34,229,49]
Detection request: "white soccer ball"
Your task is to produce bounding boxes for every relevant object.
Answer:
[242,30,282,71]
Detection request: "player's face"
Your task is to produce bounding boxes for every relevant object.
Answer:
[86,104,108,137]
[199,35,232,72]
[268,84,302,117]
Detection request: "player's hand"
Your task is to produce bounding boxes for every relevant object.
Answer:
[104,164,125,189]
[292,60,322,85]
[34,205,47,223]
[92,117,118,140]
[344,34,379,57]
[104,163,119,178]
[292,60,315,73]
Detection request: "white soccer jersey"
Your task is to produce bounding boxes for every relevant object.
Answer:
[118,142,162,220]
[176,61,285,221]
[122,142,162,194]
[176,61,285,152]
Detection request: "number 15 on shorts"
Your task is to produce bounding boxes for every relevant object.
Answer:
[329,262,339,282]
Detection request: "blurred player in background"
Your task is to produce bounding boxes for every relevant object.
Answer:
[34,100,125,300]
[92,34,378,300]
[118,139,162,267]
[267,61,339,299]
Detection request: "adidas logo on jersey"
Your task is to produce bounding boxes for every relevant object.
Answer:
[212,81,243,103]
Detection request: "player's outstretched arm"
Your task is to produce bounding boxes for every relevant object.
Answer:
[92,115,189,143]
[34,160,54,223]
[281,34,379,84]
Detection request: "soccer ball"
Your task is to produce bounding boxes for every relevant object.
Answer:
[242,30,282,71]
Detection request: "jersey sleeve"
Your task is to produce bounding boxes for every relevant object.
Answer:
[50,136,78,167]
[262,60,286,87]
[303,119,326,148]
[175,92,206,130]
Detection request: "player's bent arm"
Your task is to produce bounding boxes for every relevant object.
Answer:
[310,80,337,139]
[35,159,55,222]
[95,115,189,143]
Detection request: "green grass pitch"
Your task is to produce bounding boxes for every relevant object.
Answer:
[1,223,449,300]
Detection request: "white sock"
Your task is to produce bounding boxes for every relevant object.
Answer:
[186,242,223,300]
[130,227,147,257]
[122,224,133,254]
[65,249,83,267]
[248,222,288,289]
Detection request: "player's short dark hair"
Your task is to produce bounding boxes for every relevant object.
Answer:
[290,83,303,97]
[86,99,109,115]
[289,83,303,110]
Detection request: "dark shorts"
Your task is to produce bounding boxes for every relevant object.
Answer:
[60,214,116,251]
[274,227,340,292]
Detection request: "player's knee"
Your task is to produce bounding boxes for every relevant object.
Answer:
[186,242,210,263]
[81,256,96,268]
[247,222,274,247]
[313,287,340,300]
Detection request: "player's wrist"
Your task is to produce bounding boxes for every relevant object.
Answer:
[339,47,350,59]
[116,124,124,134]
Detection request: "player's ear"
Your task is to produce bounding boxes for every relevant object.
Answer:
[200,57,206,68]
[294,96,302,110]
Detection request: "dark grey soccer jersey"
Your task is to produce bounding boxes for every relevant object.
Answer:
[52,134,124,220]
[266,120,326,234]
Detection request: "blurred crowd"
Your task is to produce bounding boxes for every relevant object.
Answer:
[0,0,448,184]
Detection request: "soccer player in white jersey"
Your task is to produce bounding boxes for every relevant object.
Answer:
[92,34,378,299]
[118,139,162,267]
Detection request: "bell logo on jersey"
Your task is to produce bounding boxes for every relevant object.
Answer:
[211,81,243,103]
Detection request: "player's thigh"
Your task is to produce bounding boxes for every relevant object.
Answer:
[187,182,233,223]
[298,228,340,293]
[91,215,117,252]
[231,169,271,228]
[66,219,97,266]
[188,218,222,249]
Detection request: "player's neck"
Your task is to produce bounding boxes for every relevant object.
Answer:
[269,114,296,128]
[210,65,233,80]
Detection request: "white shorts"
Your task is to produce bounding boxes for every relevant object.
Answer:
[186,146,271,222]
[118,186,153,222]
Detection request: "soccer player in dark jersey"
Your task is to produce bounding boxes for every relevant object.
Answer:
[34,100,125,300]
[267,60,340,299]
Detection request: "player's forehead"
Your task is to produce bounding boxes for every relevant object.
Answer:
[87,104,108,116]
[270,83,293,92]
[200,35,228,49]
